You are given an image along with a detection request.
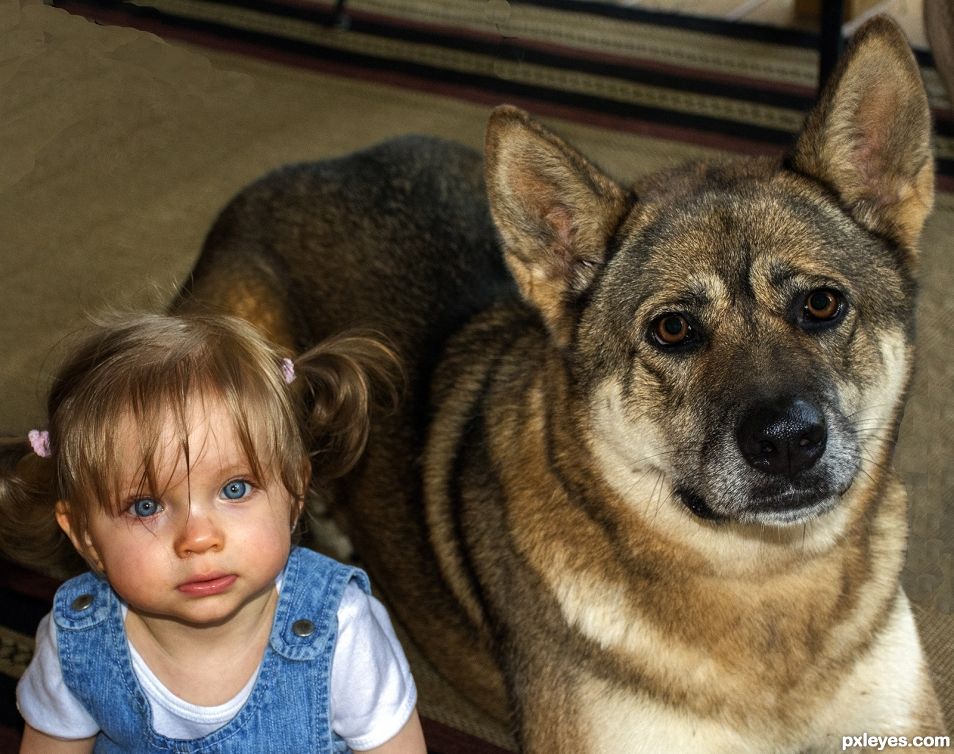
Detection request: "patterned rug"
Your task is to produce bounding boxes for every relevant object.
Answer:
[47,0,954,187]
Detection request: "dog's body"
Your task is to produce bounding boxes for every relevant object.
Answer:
[174,17,946,752]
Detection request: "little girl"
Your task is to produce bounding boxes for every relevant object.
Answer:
[0,313,426,753]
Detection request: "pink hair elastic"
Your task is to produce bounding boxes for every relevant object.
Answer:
[281,358,296,385]
[28,429,51,458]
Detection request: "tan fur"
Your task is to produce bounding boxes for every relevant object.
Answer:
[175,16,946,752]
[175,268,296,350]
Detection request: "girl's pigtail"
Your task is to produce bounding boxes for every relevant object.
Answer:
[293,332,403,479]
[0,437,82,577]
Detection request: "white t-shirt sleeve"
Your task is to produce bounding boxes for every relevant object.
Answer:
[16,613,100,739]
[331,581,418,751]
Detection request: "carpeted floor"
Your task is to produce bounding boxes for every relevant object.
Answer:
[0,0,952,750]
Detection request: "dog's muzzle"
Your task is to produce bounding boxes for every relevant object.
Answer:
[736,396,827,481]
[675,395,851,524]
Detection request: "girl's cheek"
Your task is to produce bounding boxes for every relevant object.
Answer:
[121,517,164,536]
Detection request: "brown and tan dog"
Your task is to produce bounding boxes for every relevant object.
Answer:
[174,16,946,752]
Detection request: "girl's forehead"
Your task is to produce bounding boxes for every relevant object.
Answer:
[112,395,266,486]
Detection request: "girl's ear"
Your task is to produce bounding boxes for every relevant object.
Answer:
[55,501,104,572]
[294,459,311,525]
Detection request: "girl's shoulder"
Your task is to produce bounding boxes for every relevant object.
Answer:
[17,612,101,739]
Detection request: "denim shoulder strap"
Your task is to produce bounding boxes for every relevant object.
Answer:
[53,571,152,750]
[269,546,370,661]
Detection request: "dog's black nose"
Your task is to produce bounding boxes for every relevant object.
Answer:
[737,398,827,479]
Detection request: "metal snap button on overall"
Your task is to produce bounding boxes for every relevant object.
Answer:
[71,594,94,612]
[292,619,315,637]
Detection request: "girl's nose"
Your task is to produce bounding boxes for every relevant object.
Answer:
[174,510,224,557]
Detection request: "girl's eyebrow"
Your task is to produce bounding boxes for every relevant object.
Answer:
[114,468,151,496]
[206,454,263,482]
[218,464,257,479]
[211,447,257,472]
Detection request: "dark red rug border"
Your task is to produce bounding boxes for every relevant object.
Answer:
[421,718,513,754]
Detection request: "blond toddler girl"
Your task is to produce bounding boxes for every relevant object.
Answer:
[1,313,425,753]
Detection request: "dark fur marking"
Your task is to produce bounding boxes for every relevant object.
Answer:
[541,382,665,589]
[568,190,640,348]
[448,325,529,639]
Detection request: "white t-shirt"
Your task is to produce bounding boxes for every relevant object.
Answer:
[17,581,416,751]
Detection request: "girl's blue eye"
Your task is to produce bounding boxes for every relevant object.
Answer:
[222,480,250,500]
[131,498,162,518]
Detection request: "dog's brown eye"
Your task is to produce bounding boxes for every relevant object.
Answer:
[796,288,847,332]
[803,289,841,321]
[653,314,692,346]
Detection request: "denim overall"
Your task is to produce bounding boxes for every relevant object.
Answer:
[52,546,369,753]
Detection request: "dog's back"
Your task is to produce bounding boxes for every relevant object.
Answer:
[179,135,511,362]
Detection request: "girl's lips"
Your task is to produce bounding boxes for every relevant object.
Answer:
[177,574,237,596]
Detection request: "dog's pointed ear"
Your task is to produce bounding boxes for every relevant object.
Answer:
[790,15,934,251]
[485,106,629,346]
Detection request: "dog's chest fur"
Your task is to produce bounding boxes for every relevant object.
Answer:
[577,593,926,754]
